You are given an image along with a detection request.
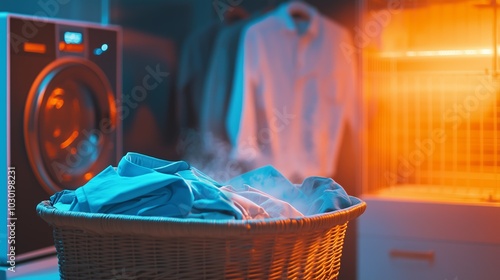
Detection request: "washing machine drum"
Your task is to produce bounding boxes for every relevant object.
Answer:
[25,57,118,194]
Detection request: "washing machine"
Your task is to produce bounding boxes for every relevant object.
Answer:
[0,13,121,264]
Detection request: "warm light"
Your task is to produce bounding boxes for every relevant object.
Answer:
[363,0,500,198]
[44,141,57,159]
[381,48,494,58]
[59,42,84,53]
[84,172,93,181]
[60,130,79,149]
[23,42,46,54]
[479,49,493,55]
[47,88,65,110]
[53,128,61,138]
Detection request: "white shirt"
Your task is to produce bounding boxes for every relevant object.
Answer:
[226,1,359,181]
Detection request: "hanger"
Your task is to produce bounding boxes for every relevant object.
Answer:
[288,0,311,21]
[224,6,250,23]
[291,9,309,21]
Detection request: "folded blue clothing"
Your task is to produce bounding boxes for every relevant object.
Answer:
[50,153,353,220]
[51,152,243,219]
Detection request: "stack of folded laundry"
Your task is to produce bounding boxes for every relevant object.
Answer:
[51,153,353,220]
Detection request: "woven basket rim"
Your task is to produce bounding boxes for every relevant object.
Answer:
[37,196,366,238]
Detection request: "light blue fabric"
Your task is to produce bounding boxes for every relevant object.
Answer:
[50,153,353,220]
[299,176,353,216]
[201,14,263,146]
[176,22,221,130]
[51,153,242,220]
[226,165,352,216]
[221,184,303,219]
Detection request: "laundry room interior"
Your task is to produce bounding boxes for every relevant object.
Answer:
[0,0,499,279]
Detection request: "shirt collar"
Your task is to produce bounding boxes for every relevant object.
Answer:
[275,1,320,37]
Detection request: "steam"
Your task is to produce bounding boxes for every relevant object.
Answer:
[227,165,310,215]
[177,129,251,182]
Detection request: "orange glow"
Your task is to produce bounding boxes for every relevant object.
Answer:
[59,42,84,53]
[108,92,117,128]
[53,128,61,138]
[44,141,57,159]
[60,130,79,149]
[23,42,46,54]
[362,0,500,197]
[84,172,93,181]
[381,48,494,58]
[47,88,65,110]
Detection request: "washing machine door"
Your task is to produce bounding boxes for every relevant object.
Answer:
[25,57,118,194]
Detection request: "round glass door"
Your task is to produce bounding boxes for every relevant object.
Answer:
[25,57,117,194]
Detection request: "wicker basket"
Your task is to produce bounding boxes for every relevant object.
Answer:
[37,196,366,280]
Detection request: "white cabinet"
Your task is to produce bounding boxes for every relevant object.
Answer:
[359,236,500,280]
[357,195,500,280]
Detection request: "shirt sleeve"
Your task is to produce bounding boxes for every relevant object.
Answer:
[226,26,259,152]
[199,30,227,144]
